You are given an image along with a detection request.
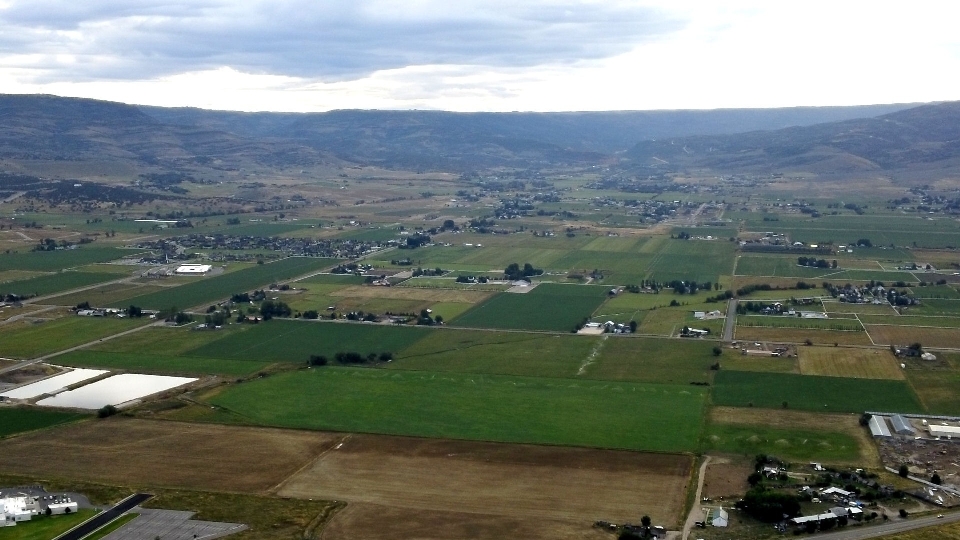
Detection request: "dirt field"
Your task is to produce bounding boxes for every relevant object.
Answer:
[278,433,692,532]
[798,346,905,380]
[320,503,611,540]
[0,363,60,385]
[0,418,337,492]
[709,406,881,467]
[866,324,960,348]
[701,458,751,500]
[330,285,491,303]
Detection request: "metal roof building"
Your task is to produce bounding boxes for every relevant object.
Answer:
[869,415,892,438]
[929,424,960,438]
[890,415,914,435]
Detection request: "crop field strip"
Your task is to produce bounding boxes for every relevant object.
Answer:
[0,246,141,271]
[797,346,905,380]
[203,366,707,453]
[451,283,610,332]
[0,270,121,298]
[109,256,338,310]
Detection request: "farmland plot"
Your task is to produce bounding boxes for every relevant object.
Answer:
[797,346,904,380]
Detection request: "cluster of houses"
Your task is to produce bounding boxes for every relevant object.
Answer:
[0,493,77,527]
[791,487,864,528]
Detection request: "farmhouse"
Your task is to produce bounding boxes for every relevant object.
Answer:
[929,424,960,438]
[709,508,728,527]
[175,264,212,275]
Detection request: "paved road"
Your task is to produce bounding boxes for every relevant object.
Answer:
[54,493,152,540]
[806,511,960,539]
[722,298,738,341]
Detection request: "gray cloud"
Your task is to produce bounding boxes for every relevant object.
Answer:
[0,1,685,82]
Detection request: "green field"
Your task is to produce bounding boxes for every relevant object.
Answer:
[0,317,148,359]
[111,257,337,310]
[392,329,598,378]
[584,336,722,384]
[188,319,429,363]
[207,366,707,452]
[0,408,87,438]
[0,247,137,271]
[0,271,118,298]
[452,283,609,331]
[0,509,97,540]
[737,315,864,331]
[712,371,924,413]
[57,350,271,377]
[702,423,861,463]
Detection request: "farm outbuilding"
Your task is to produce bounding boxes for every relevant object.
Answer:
[46,502,77,515]
[890,415,914,435]
[710,508,728,527]
[869,415,892,438]
[929,424,960,438]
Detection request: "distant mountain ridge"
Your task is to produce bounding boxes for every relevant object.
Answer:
[0,93,936,172]
[627,101,960,173]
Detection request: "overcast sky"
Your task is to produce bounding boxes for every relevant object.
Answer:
[1,1,959,112]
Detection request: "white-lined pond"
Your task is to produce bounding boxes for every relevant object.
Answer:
[0,368,109,399]
[36,374,196,409]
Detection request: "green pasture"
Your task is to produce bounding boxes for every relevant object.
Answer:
[745,214,960,248]
[0,509,97,540]
[584,336,721,384]
[392,329,597,378]
[111,257,336,310]
[712,371,924,413]
[908,299,960,316]
[737,316,864,331]
[551,250,653,284]
[57,350,270,377]
[222,222,313,237]
[0,271,118,298]
[0,316,147,359]
[333,227,402,242]
[452,283,609,331]
[208,367,707,452]
[902,354,960,416]
[187,319,429,363]
[736,256,841,278]
[702,423,861,463]
[910,285,960,299]
[0,247,136,271]
[0,408,87,438]
[580,236,648,252]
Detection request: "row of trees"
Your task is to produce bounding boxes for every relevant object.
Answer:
[308,351,394,366]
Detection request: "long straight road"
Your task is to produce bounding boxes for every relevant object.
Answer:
[54,493,152,540]
[722,299,738,341]
[806,512,960,540]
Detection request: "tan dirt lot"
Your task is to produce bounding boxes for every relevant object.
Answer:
[0,418,337,492]
[798,346,905,380]
[865,324,960,349]
[278,433,692,529]
[320,503,612,540]
[700,458,752,500]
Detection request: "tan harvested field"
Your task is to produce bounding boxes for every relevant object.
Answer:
[0,418,337,492]
[321,503,611,540]
[822,301,898,316]
[701,458,751,500]
[278,433,692,530]
[798,346,905,380]
[734,326,874,346]
[330,285,491,303]
[866,324,960,348]
[709,407,880,467]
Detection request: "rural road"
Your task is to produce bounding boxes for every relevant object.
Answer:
[805,511,960,539]
[722,299,738,341]
[53,493,152,540]
[0,320,161,376]
[681,456,713,540]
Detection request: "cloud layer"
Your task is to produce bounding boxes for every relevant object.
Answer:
[2,1,960,111]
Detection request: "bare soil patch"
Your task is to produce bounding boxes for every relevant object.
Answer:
[0,363,60,384]
[0,418,337,492]
[866,324,960,348]
[320,502,611,540]
[701,458,752,500]
[279,433,692,528]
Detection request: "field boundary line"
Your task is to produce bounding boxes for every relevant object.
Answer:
[268,434,352,495]
[577,335,607,375]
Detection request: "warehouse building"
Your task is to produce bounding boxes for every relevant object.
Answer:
[869,415,892,438]
[175,264,212,275]
[928,424,960,439]
[890,414,915,436]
